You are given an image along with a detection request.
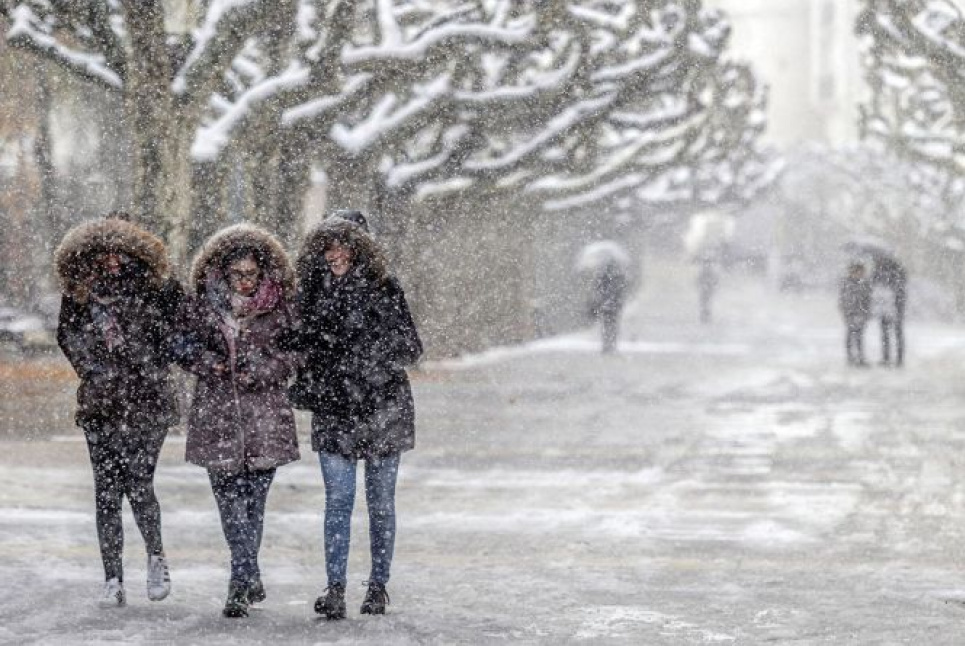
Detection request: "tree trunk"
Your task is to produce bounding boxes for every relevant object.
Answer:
[32,61,56,235]
[124,98,194,267]
[124,1,195,269]
[188,159,230,256]
[274,132,312,247]
[320,154,379,215]
[951,252,965,319]
[245,129,280,234]
[31,60,58,297]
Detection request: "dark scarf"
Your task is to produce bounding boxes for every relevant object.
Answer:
[90,294,125,352]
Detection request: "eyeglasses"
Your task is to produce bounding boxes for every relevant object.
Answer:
[97,252,128,265]
[228,269,261,281]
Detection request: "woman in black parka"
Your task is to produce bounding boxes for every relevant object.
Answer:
[55,215,182,607]
[288,216,422,620]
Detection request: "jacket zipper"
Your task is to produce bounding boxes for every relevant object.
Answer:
[216,313,245,469]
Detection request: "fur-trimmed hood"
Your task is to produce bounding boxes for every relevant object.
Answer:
[54,218,170,302]
[190,224,294,296]
[296,219,388,286]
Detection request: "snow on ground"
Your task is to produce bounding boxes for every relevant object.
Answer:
[5,257,965,643]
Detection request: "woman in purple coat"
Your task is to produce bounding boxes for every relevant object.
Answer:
[177,224,299,618]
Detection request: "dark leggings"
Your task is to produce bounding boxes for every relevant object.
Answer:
[600,307,621,353]
[845,322,865,365]
[84,421,167,582]
[699,287,714,324]
[208,468,275,587]
[881,317,905,366]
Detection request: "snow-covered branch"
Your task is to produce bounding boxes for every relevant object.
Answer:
[343,21,533,70]
[0,0,772,239]
[6,5,122,88]
[860,0,965,177]
[192,60,310,162]
[465,93,615,174]
[383,125,472,189]
[331,73,452,156]
[281,74,371,128]
[172,0,263,96]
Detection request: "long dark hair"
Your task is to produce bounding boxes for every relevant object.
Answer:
[297,219,389,293]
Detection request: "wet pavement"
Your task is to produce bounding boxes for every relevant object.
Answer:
[3,259,965,644]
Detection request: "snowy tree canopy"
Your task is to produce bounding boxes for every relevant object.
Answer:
[858,0,965,171]
[857,0,965,250]
[0,0,771,258]
[782,143,965,260]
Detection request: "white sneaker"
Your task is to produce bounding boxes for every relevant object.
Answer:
[99,578,126,607]
[147,554,171,601]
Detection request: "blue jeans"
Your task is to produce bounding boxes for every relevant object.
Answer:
[208,468,275,587]
[319,452,400,586]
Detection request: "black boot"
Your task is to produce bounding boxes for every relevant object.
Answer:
[248,577,266,604]
[223,583,249,618]
[314,583,346,620]
[360,582,389,615]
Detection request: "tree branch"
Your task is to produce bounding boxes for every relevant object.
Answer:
[6,4,123,89]
[172,0,267,100]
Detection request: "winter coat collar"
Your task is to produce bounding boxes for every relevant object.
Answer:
[190,224,295,298]
[54,218,170,303]
[296,219,388,290]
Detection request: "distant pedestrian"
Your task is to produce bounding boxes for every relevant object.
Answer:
[55,215,182,607]
[871,255,907,367]
[871,283,898,366]
[177,224,300,618]
[287,217,422,620]
[839,261,872,367]
[697,258,719,324]
[589,259,629,353]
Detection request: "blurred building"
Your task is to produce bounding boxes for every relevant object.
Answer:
[707,0,866,146]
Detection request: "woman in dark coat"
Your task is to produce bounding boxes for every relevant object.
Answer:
[55,215,182,607]
[177,224,299,618]
[839,260,872,367]
[288,217,422,620]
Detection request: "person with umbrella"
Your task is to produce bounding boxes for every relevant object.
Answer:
[842,239,907,367]
[697,257,719,325]
[578,241,631,354]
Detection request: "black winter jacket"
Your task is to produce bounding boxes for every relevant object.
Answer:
[590,262,628,317]
[838,275,871,326]
[288,272,422,458]
[57,278,183,428]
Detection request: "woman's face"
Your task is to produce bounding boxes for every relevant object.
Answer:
[227,256,261,297]
[324,243,354,277]
[96,251,124,276]
[89,251,133,295]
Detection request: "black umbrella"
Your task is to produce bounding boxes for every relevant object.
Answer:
[841,235,896,261]
[842,237,906,293]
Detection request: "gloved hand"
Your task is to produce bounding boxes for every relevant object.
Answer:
[198,351,230,379]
